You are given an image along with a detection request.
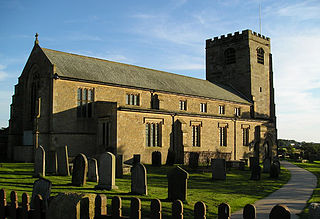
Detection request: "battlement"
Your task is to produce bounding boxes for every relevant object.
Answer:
[206,29,270,47]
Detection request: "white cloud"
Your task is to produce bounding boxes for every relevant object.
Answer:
[0,65,8,81]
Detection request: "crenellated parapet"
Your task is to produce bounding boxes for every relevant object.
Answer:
[206,29,270,48]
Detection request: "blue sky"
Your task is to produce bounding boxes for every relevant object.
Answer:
[1,0,320,142]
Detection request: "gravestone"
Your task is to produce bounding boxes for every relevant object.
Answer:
[167,166,189,201]
[31,178,52,209]
[211,159,226,180]
[218,203,231,219]
[46,193,95,219]
[88,158,99,182]
[152,151,161,166]
[309,203,320,219]
[189,152,199,169]
[133,154,141,165]
[96,152,118,190]
[166,150,175,166]
[250,164,261,180]
[46,150,57,175]
[263,158,271,173]
[116,154,123,178]
[249,157,258,170]
[57,146,70,176]
[71,153,88,186]
[243,204,256,219]
[270,163,279,178]
[131,163,148,195]
[269,204,290,219]
[34,145,45,177]
[273,160,281,173]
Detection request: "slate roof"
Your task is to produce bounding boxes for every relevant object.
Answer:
[41,47,250,104]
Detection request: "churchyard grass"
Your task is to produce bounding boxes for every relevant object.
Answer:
[292,161,320,219]
[0,162,290,218]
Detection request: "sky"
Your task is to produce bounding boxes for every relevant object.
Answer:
[1,0,320,143]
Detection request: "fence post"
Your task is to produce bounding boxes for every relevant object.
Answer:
[150,199,162,219]
[243,204,256,219]
[269,204,290,219]
[95,194,107,217]
[194,201,206,219]
[218,203,230,219]
[33,194,44,219]
[130,197,141,219]
[111,196,122,219]
[0,189,6,219]
[21,193,30,219]
[10,191,18,219]
[172,200,183,219]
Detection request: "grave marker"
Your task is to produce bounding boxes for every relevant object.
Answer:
[88,158,99,182]
[152,151,162,166]
[167,166,189,201]
[34,145,45,177]
[31,178,52,209]
[96,152,118,190]
[71,153,88,186]
[57,146,70,176]
[212,159,226,180]
[131,163,147,195]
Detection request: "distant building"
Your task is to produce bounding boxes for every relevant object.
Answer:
[8,30,277,163]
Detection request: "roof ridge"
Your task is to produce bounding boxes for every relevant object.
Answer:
[41,47,210,83]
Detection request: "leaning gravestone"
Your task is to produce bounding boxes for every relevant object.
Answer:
[167,166,189,201]
[31,178,52,209]
[46,193,95,219]
[95,152,118,190]
[34,145,45,177]
[263,158,271,173]
[270,163,279,178]
[88,158,99,182]
[212,159,226,180]
[250,165,261,180]
[131,163,148,195]
[46,150,57,175]
[189,152,199,169]
[57,146,70,176]
[116,154,123,178]
[152,151,161,166]
[71,153,88,186]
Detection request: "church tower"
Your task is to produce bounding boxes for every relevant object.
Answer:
[206,30,275,120]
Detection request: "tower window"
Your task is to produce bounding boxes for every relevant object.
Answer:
[192,125,201,147]
[219,105,225,115]
[77,88,94,118]
[257,48,265,64]
[200,103,207,113]
[179,100,187,111]
[224,48,236,64]
[145,122,162,147]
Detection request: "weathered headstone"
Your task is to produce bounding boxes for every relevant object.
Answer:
[250,165,261,180]
[167,166,189,201]
[46,150,57,175]
[71,153,88,186]
[96,152,118,190]
[194,201,206,219]
[131,163,147,195]
[249,157,258,170]
[269,204,290,219]
[57,146,70,176]
[270,163,279,178]
[218,203,231,219]
[46,193,95,219]
[88,158,99,182]
[189,152,199,169]
[263,158,271,173]
[309,203,320,219]
[243,204,256,219]
[166,150,175,166]
[116,154,123,178]
[34,145,45,177]
[133,154,141,165]
[211,158,226,180]
[31,178,52,209]
[152,151,162,166]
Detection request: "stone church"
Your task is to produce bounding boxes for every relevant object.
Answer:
[7,29,277,164]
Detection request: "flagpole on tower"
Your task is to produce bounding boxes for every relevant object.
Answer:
[259,1,262,35]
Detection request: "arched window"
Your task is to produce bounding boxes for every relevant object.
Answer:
[224,48,236,64]
[257,47,264,64]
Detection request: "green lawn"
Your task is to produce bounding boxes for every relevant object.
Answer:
[0,163,290,218]
[292,161,320,219]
